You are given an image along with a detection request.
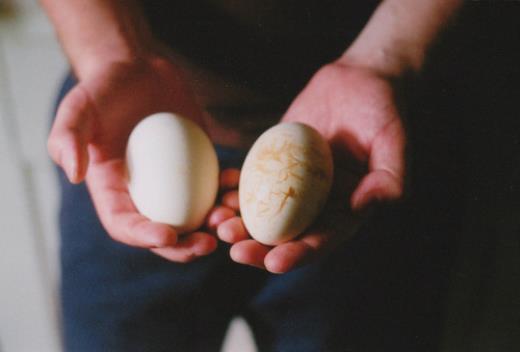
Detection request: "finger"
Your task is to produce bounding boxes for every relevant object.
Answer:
[230,240,270,269]
[264,231,331,274]
[351,118,405,211]
[151,232,218,262]
[351,170,403,211]
[264,202,365,274]
[221,190,239,210]
[219,168,240,190]
[206,206,236,230]
[217,217,249,243]
[48,85,95,183]
[86,158,177,248]
[114,213,178,247]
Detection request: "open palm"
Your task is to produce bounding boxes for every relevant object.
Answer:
[216,62,406,273]
[48,57,220,262]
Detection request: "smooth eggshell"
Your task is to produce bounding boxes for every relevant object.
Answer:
[126,112,219,233]
[239,122,333,245]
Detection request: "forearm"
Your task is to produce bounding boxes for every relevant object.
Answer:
[39,0,154,80]
[341,0,464,78]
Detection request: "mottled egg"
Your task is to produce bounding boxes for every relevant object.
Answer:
[126,112,219,233]
[239,122,333,245]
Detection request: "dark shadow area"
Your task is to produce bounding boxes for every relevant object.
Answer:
[409,3,520,351]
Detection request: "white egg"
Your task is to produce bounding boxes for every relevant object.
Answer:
[239,122,333,245]
[126,112,219,233]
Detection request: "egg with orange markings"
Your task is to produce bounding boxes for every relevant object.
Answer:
[239,122,333,245]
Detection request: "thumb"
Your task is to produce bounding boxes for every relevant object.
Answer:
[351,118,405,211]
[47,85,95,183]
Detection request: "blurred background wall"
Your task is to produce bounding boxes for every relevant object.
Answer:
[0,0,65,351]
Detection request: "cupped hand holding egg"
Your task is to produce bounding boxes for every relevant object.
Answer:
[215,122,361,273]
[48,56,237,263]
[217,63,406,274]
[126,112,243,261]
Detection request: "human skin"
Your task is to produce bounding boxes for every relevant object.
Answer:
[41,0,463,267]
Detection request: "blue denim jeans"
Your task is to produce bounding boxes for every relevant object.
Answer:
[56,74,447,352]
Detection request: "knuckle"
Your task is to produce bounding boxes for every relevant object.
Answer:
[62,86,89,114]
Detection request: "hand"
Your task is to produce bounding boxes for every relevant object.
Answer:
[216,61,406,273]
[48,55,220,262]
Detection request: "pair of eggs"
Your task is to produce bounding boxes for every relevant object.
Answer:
[126,113,333,245]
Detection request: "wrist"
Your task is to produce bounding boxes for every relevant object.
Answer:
[338,46,420,82]
[74,39,166,81]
